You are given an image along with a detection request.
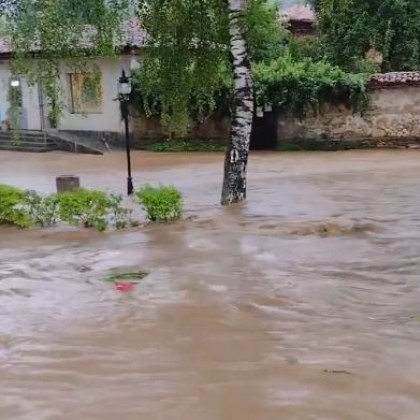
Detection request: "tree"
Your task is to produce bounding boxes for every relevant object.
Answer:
[315,0,420,72]
[138,0,284,205]
[5,0,282,205]
[4,0,126,125]
[221,0,254,205]
[138,0,255,204]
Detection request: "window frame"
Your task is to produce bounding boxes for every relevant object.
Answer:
[68,72,103,115]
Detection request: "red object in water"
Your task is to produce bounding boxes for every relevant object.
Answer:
[114,282,136,292]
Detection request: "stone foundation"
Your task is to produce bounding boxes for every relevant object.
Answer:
[52,81,420,152]
[131,114,230,149]
[277,86,420,147]
[277,137,420,151]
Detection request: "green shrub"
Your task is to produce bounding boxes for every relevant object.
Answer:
[289,36,324,62]
[24,190,60,227]
[58,189,133,231]
[0,185,135,232]
[0,184,31,228]
[277,141,302,152]
[253,56,369,118]
[58,189,111,232]
[146,139,225,153]
[108,193,133,230]
[136,184,183,222]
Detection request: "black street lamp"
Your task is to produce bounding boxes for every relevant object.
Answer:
[118,69,134,196]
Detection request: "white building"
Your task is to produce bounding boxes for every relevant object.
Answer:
[0,19,145,141]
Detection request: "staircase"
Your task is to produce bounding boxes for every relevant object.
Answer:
[0,130,103,155]
[0,131,57,153]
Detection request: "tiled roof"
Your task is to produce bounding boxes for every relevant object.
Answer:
[0,37,12,54]
[0,19,147,55]
[283,5,315,23]
[370,72,420,88]
[117,18,148,48]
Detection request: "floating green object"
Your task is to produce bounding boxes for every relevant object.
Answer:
[103,271,149,283]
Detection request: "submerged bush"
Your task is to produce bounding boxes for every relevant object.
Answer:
[0,185,134,232]
[146,139,224,153]
[0,184,31,228]
[58,189,112,232]
[108,193,133,230]
[25,190,60,227]
[136,184,183,222]
[58,189,133,232]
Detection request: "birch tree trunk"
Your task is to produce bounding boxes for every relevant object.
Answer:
[221,0,254,205]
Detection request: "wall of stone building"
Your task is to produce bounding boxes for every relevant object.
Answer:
[131,85,420,150]
[277,86,420,147]
[131,113,230,148]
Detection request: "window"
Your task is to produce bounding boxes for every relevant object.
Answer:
[8,77,23,108]
[69,73,103,114]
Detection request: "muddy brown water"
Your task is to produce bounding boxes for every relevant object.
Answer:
[1,150,420,419]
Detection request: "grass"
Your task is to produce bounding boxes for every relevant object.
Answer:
[146,137,376,153]
[145,139,225,152]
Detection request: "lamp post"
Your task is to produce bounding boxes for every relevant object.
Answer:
[118,69,133,196]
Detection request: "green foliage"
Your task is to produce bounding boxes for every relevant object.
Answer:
[289,36,324,62]
[0,186,60,228]
[6,83,22,139]
[307,0,321,12]
[136,185,183,223]
[81,72,102,106]
[134,51,369,125]
[0,183,186,228]
[253,55,368,117]
[133,0,368,127]
[58,189,112,231]
[146,139,225,152]
[136,0,231,134]
[9,0,127,124]
[244,0,289,62]
[108,193,133,230]
[135,0,288,133]
[131,64,232,129]
[24,190,60,227]
[103,270,148,283]
[57,189,132,231]
[316,0,420,72]
[0,185,134,231]
[0,184,31,228]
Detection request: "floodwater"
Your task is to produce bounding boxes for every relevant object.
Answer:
[1,150,420,419]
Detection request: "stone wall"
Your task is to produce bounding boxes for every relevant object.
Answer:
[130,78,420,150]
[277,86,420,148]
[131,113,230,148]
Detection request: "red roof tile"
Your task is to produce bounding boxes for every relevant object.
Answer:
[283,5,315,23]
[370,72,420,88]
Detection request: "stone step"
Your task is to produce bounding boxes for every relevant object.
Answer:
[0,130,104,155]
[0,144,56,153]
[0,139,56,147]
[51,132,107,154]
[0,132,58,152]
[0,135,55,141]
[0,132,52,140]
